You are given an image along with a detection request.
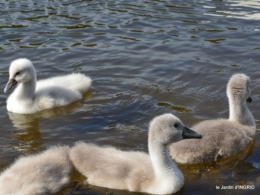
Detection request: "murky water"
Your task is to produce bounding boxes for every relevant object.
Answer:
[1,0,260,194]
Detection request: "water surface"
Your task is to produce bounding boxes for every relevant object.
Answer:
[1,0,260,194]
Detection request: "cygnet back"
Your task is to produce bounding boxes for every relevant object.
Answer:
[0,146,72,195]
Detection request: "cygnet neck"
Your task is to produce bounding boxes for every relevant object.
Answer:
[228,97,255,127]
[16,76,36,100]
[148,130,183,193]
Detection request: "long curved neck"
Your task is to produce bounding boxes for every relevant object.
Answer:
[148,136,184,194]
[229,98,255,127]
[15,76,36,100]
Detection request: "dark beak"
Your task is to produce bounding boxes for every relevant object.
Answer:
[246,97,252,103]
[4,78,18,93]
[182,126,202,139]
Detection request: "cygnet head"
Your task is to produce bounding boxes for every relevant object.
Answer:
[4,58,36,93]
[227,74,252,104]
[149,113,202,145]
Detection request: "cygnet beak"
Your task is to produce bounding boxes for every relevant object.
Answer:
[246,97,252,103]
[4,78,18,93]
[182,126,202,139]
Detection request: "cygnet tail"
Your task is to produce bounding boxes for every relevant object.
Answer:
[37,73,92,94]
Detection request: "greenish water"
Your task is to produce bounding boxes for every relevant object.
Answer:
[1,0,260,194]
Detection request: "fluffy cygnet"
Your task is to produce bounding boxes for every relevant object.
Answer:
[4,58,92,114]
[0,146,72,195]
[69,113,202,194]
[170,74,256,164]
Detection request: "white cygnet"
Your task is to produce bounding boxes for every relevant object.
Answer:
[69,113,202,194]
[0,146,72,195]
[170,74,256,164]
[4,58,92,114]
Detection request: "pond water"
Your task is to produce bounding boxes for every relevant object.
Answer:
[1,0,260,194]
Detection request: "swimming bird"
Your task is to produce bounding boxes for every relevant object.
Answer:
[169,74,256,164]
[4,58,91,114]
[69,113,202,194]
[0,146,72,195]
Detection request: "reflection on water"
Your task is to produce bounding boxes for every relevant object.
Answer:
[9,112,43,153]
[1,0,260,194]
[180,141,260,194]
[6,91,92,154]
[7,101,80,154]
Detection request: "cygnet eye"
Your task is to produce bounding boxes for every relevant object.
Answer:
[173,123,179,128]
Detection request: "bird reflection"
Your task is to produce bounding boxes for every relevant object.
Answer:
[9,113,42,154]
[8,91,92,154]
[178,141,256,180]
[8,103,78,154]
